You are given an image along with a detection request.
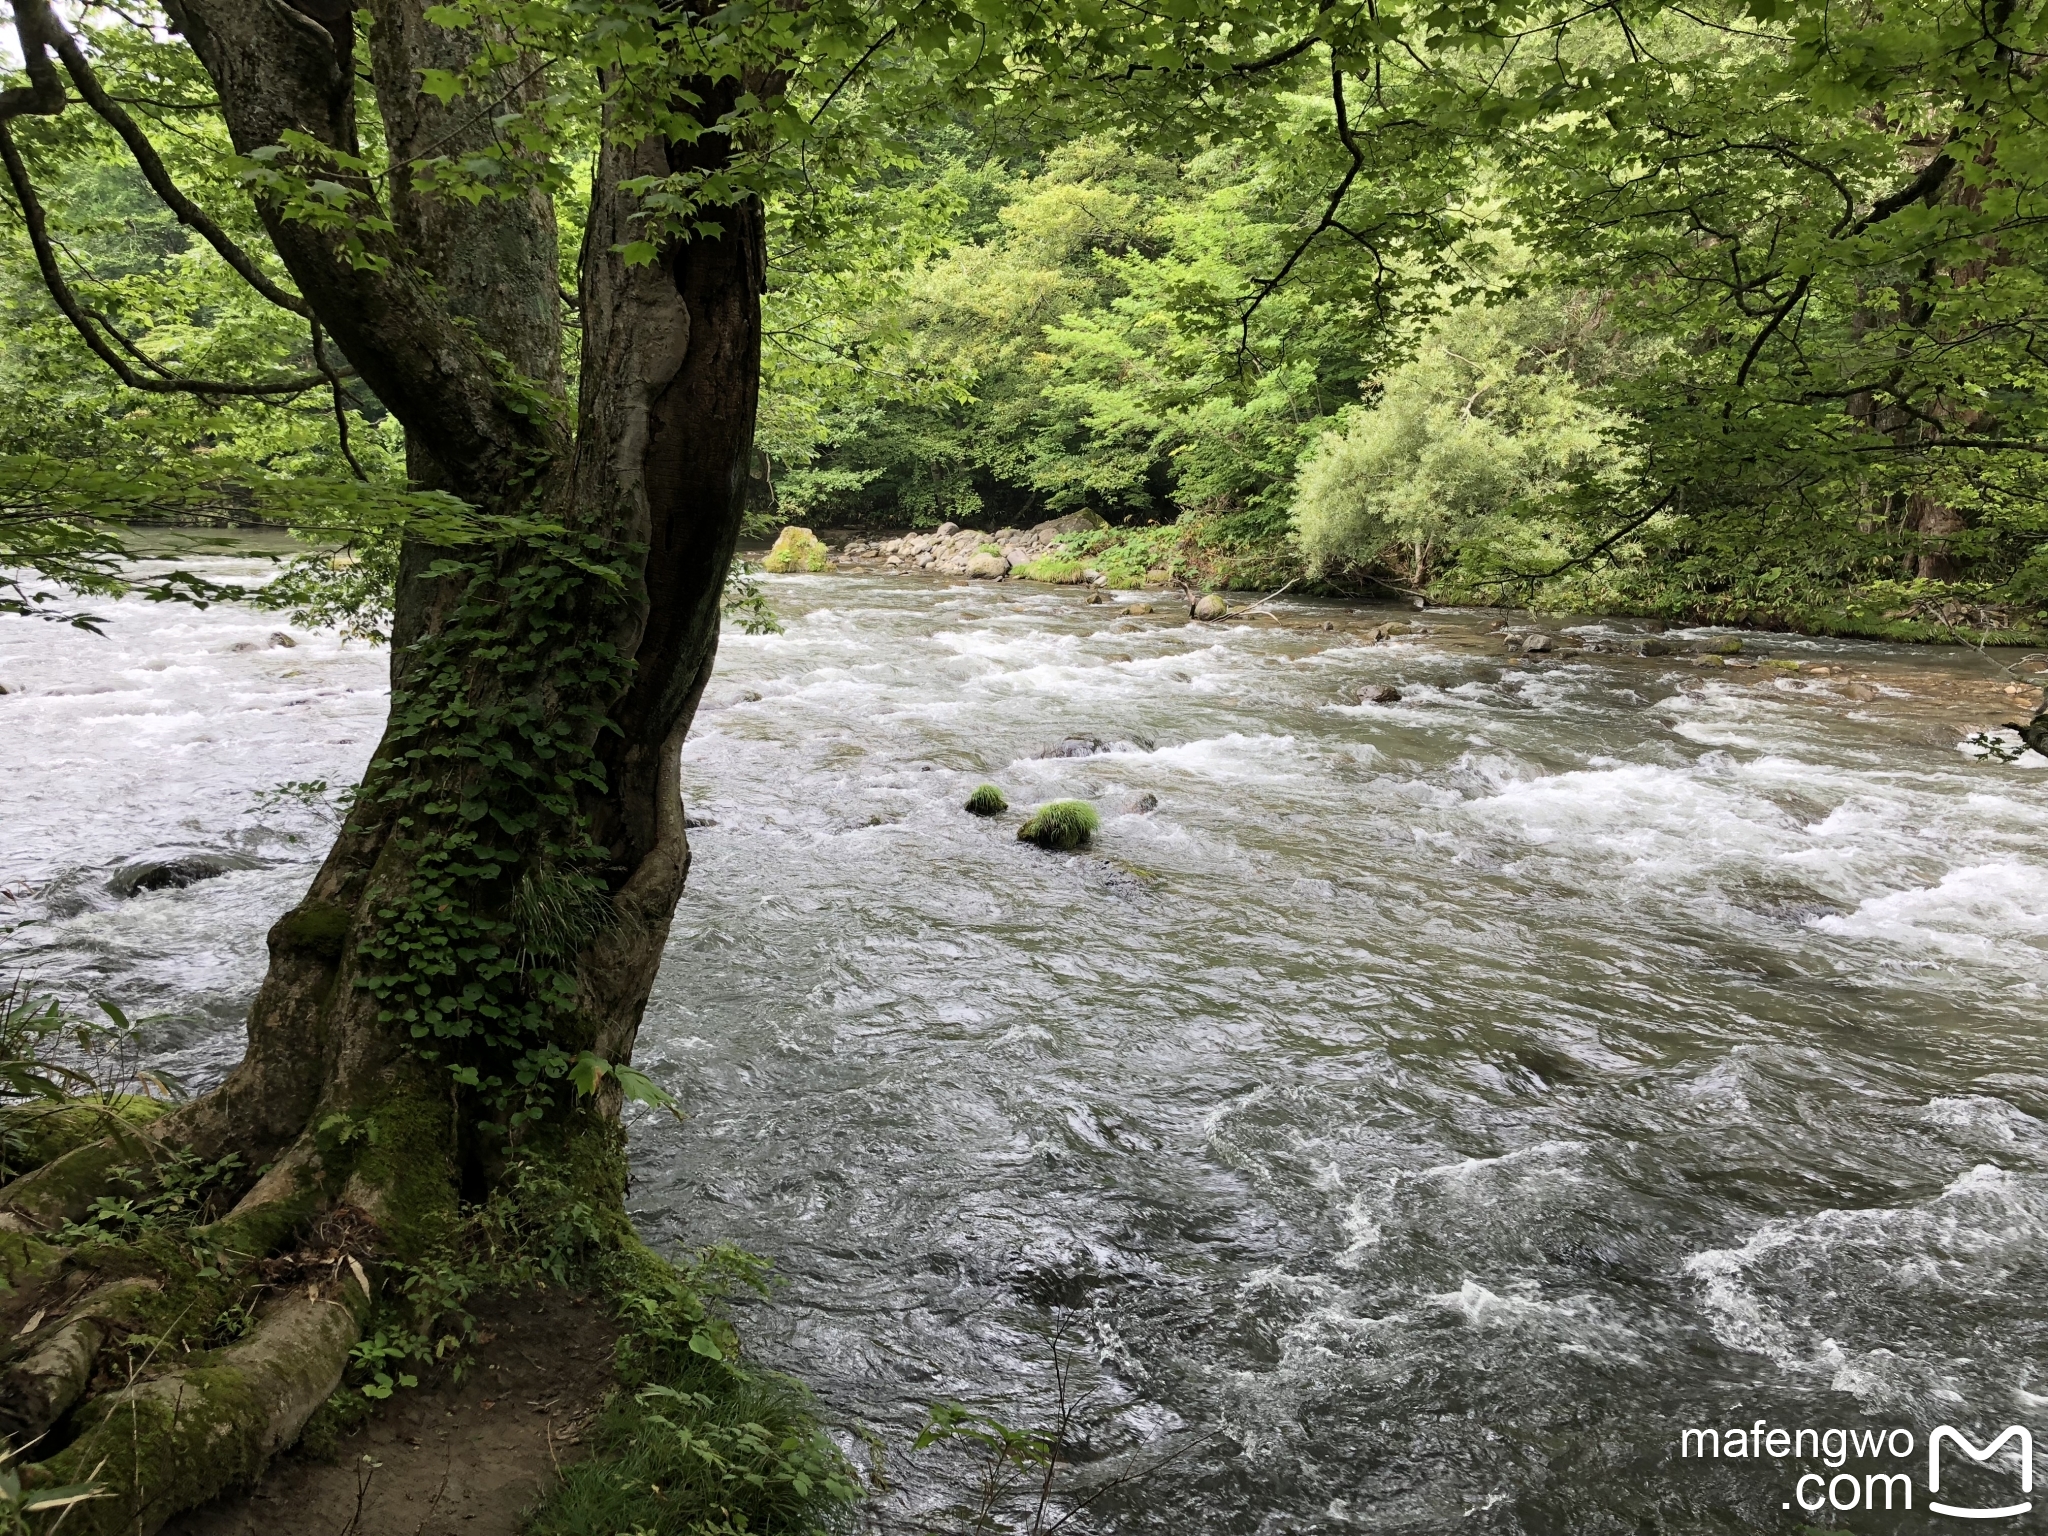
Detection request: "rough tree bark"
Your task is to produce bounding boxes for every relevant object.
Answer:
[0,2,760,1528]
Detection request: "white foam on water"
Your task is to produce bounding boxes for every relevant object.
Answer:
[1105,733,1306,781]
[1810,861,2048,961]
[1684,1164,2048,1406]
[1426,1278,1567,1327]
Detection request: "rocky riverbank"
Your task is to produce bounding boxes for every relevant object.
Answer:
[829,513,1121,583]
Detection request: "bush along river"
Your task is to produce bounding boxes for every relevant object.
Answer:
[3,557,2047,1534]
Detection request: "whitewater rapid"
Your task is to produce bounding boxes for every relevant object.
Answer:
[3,562,2045,1533]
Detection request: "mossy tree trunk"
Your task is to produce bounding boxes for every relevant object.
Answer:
[0,3,759,1528]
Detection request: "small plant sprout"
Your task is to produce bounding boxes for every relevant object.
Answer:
[964,784,1008,816]
[1017,801,1100,850]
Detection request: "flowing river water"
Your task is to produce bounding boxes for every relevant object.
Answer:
[3,554,2048,1534]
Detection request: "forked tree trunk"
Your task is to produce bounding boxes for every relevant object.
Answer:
[0,4,759,1527]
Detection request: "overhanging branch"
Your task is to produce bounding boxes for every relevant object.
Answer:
[29,0,310,316]
[0,119,336,397]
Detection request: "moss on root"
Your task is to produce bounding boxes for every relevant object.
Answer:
[332,1078,461,1264]
[1017,800,1100,850]
[0,1097,167,1178]
[0,1113,844,1536]
[26,1284,365,1536]
[963,784,1008,817]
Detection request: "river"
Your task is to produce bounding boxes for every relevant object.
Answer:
[3,557,2046,1534]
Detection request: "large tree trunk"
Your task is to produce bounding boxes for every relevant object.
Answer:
[0,4,760,1528]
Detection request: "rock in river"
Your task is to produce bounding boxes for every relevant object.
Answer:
[1192,594,1228,621]
[762,525,831,573]
[107,850,260,898]
[1358,684,1403,704]
[966,550,1011,580]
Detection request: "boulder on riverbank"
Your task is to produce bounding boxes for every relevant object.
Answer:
[762,526,831,573]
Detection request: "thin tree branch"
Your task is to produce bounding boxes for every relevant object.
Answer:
[26,0,310,316]
[0,120,335,397]
[808,25,897,125]
[1238,56,1382,355]
[311,319,368,481]
[1728,272,1810,399]
[1472,488,1680,587]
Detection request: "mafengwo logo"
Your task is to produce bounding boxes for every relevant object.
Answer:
[1929,1426,2033,1520]
[1677,1420,2034,1518]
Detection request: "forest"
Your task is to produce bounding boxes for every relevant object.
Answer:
[0,0,2043,1533]
[7,0,2048,644]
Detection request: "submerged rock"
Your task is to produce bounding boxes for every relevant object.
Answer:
[1700,636,1744,655]
[1843,681,1881,702]
[1124,603,1153,616]
[1037,734,1152,759]
[1358,684,1403,704]
[1638,638,1671,657]
[1018,800,1100,850]
[269,632,297,648]
[1121,792,1159,814]
[762,525,831,573]
[1191,594,1228,621]
[107,850,260,898]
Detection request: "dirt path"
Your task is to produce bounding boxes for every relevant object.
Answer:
[163,1289,618,1536]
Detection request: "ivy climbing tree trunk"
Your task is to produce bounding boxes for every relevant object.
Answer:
[0,2,761,1528]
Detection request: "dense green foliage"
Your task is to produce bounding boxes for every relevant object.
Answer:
[737,2,2048,638]
[9,0,2048,637]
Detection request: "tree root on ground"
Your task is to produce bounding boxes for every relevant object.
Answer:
[0,1104,378,1536]
[23,1279,369,1536]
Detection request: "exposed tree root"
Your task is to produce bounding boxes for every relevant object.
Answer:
[0,1276,159,1443]
[24,1279,369,1536]
[0,1091,388,1534]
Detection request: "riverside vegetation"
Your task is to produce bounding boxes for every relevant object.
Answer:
[0,0,2046,1532]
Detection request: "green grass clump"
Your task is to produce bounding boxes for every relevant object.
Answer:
[529,1339,859,1536]
[1009,555,1088,584]
[964,784,1008,816]
[513,1167,862,1536]
[1016,800,1100,850]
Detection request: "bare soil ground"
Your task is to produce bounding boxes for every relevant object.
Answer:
[163,1288,618,1536]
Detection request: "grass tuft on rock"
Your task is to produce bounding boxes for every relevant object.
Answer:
[1017,800,1100,850]
[964,784,1008,816]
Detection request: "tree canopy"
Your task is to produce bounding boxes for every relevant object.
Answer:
[1,0,2046,1528]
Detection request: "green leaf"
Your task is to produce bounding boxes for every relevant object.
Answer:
[687,1329,725,1360]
